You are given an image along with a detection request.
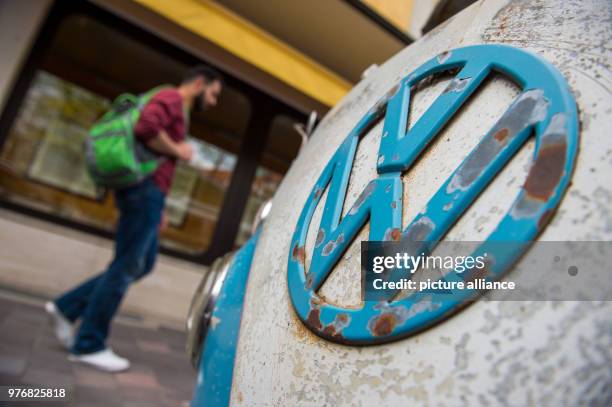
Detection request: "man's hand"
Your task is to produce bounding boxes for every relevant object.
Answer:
[175,142,194,162]
[146,131,194,162]
[159,211,169,232]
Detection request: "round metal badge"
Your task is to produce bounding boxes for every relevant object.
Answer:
[288,45,578,345]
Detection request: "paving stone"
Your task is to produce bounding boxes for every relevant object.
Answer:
[116,368,159,390]
[0,372,25,386]
[109,323,136,343]
[137,339,171,355]
[0,294,196,406]
[157,326,188,352]
[73,384,123,406]
[122,401,167,407]
[118,384,166,404]
[20,368,76,388]
[0,353,28,377]
[72,364,118,389]
[155,368,195,395]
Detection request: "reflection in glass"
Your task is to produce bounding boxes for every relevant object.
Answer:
[235,166,283,246]
[0,71,238,255]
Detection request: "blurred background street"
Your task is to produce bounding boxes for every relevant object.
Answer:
[0,290,193,407]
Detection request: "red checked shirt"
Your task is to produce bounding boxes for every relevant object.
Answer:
[134,88,186,194]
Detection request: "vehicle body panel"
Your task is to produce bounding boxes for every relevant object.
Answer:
[228,0,611,405]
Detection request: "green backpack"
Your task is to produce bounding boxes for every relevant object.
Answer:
[85,86,169,188]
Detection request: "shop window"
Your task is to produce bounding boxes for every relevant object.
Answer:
[0,71,238,255]
[234,166,283,245]
[234,115,302,245]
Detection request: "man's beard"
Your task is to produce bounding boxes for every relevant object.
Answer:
[193,93,206,112]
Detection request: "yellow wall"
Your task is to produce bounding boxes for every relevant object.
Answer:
[134,0,352,107]
[361,0,414,33]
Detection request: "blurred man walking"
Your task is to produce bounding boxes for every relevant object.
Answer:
[45,66,223,372]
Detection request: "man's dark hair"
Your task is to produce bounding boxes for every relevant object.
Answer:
[182,65,224,86]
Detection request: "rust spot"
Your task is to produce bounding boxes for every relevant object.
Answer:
[310,296,324,306]
[523,142,567,201]
[437,51,451,64]
[290,302,334,346]
[315,229,326,247]
[465,266,489,284]
[292,244,305,265]
[537,208,555,230]
[322,241,335,256]
[322,324,343,340]
[391,228,401,241]
[466,256,494,284]
[384,227,401,241]
[292,317,311,341]
[314,187,323,199]
[306,308,322,331]
[320,313,351,340]
[322,233,345,256]
[494,127,510,142]
[372,313,398,336]
[305,274,314,290]
[391,201,397,209]
[385,83,400,100]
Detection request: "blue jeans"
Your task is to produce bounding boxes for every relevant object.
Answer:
[55,178,165,354]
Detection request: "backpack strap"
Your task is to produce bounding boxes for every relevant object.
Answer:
[137,85,173,110]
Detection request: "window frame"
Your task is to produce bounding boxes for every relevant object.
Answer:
[0,0,305,265]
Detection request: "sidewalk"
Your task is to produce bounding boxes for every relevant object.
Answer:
[0,292,195,406]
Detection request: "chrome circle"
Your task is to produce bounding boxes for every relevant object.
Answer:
[185,252,234,368]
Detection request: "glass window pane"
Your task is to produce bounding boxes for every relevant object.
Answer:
[0,71,115,229]
[234,166,283,246]
[161,138,237,254]
[0,70,238,255]
[233,114,302,246]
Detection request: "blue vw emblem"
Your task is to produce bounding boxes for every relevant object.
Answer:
[288,45,578,344]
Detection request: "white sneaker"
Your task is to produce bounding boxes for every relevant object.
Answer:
[68,348,130,372]
[45,301,74,350]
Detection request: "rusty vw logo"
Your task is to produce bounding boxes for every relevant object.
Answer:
[287,45,578,344]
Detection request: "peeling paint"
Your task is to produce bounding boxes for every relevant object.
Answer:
[348,182,376,215]
[321,233,345,256]
[404,216,435,241]
[444,77,472,93]
[315,229,326,248]
[447,89,550,194]
[322,313,351,340]
[437,50,452,64]
[512,113,569,219]
[291,244,306,265]
[384,227,401,241]
[369,83,401,116]
[368,297,441,337]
